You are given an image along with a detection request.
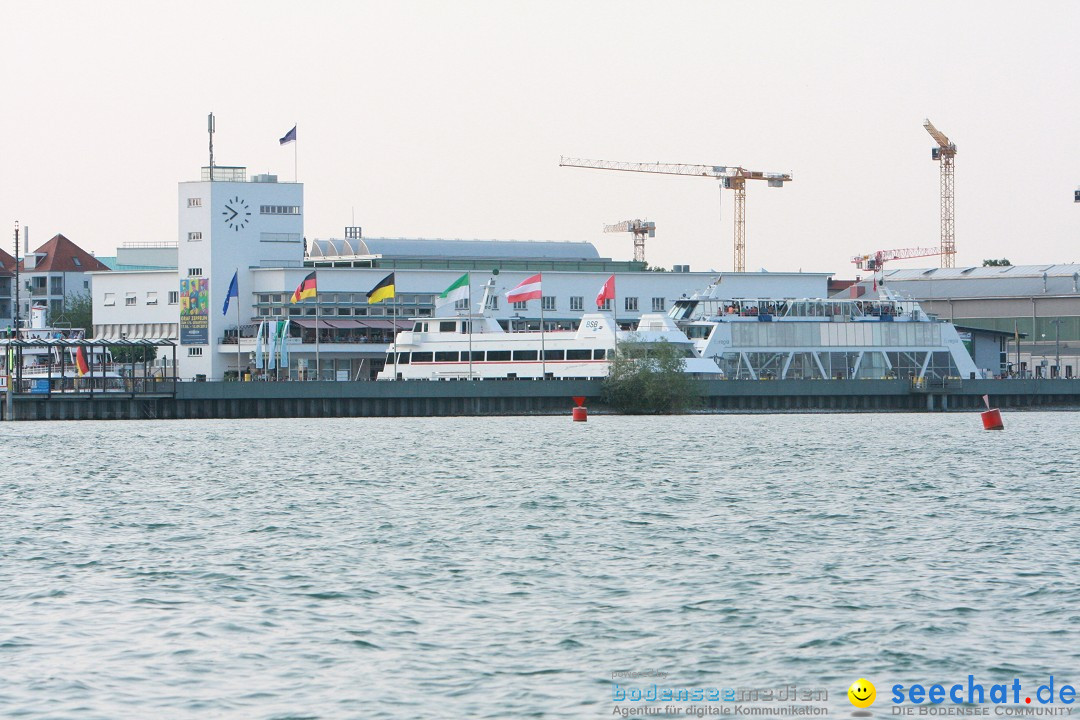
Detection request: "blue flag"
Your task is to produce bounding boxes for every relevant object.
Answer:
[279,125,297,145]
[222,270,239,316]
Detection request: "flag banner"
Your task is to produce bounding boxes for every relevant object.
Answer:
[367,273,396,304]
[279,319,290,370]
[291,271,317,303]
[222,270,239,316]
[267,319,278,371]
[75,346,89,377]
[596,274,616,308]
[437,273,470,308]
[255,322,265,370]
[279,125,297,145]
[506,273,542,303]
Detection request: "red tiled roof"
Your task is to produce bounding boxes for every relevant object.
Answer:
[0,247,15,272]
[18,234,110,273]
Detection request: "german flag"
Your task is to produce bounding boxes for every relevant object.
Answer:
[75,346,90,377]
[291,271,317,303]
[366,272,395,304]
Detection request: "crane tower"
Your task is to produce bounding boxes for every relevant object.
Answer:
[924,119,957,268]
[560,157,791,272]
[603,219,655,264]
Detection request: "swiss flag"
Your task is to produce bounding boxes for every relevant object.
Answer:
[596,275,615,308]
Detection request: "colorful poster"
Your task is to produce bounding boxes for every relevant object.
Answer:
[179,277,209,345]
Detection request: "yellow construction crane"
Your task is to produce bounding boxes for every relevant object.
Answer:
[603,219,655,264]
[924,119,957,268]
[559,157,792,272]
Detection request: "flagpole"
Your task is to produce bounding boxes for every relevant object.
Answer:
[539,279,547,379]
[394,280,399,380]
[315,277,320,381]
[467,272,473,380]
[612,274,619,365]
[235,268,242,381]
[294,122,298,182]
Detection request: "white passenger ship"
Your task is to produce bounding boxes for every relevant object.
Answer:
[668,283,981,381]
[377,281,723,381]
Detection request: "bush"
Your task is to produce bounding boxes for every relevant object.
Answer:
[602,336,697,414]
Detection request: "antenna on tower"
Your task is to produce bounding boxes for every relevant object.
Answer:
[208,112,216,180]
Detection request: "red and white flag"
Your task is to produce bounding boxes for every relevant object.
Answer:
[596,274,615,308]
[505,273,542,303]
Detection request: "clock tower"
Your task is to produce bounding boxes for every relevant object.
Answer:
[177,166,304,380]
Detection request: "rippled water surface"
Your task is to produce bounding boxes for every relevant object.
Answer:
[1,413,1078,718]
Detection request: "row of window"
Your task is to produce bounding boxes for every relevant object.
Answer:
[258,306,428,317]
[104,291,179,307]
[260,205,300,215]
[258,293,439,305]
[509,296,661,312]
[388,348,607,364]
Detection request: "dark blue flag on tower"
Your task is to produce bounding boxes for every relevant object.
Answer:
[279,125,297,145]
[222,270,239,316]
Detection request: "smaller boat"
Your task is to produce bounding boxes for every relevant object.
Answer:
[2,306,124,392]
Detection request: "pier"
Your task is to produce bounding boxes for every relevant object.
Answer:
[2,378,1079,421]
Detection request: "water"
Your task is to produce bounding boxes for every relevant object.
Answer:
[1,413,1078,719]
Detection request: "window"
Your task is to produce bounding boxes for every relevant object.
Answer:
[593,349,607,360]
[259,205,301,215]
[599,299,612,311]
[258,307,270,316]
[187,347,203,356]
[570,296,584,311]
[168,291,179,305]
[83,280,89,289]
[439,321,456,332]
[566,349,591,360]
[187,198,202,208]
[544,349,565,361]
[454,298,469,310]
[187,268,202,277]
[513,350,538,361]
[104,293,115,306]
[513,301,527,311]
[187,232,203,241]
[487,350,511,362]
[652,297,666,312]
[542,296,556,311]
[72,257,82,267]
[625,297,638,312]
[486,296,499,311]
[435,351,459,362]
[412,352,434,363]
[146,292,158,305]
[125,293,136,306]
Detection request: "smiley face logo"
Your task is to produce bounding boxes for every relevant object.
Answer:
[848,678,876,708]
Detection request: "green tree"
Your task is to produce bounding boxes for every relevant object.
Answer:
[602,336,697,414]
[55,291,93,333]
[982,258,1012,267]
[109,344,159,365]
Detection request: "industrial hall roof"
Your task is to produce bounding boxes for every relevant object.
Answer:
[308,237,603,261]
[868,264,1080,299]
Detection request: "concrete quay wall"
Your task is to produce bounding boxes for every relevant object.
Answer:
[3,379,1079,421]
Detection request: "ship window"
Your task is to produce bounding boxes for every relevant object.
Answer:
[513,350,538,361]
[435,351,458,362]
[487,350,511,362]
[544,349,565,361]
[385,354,394,365]
[467,351,484,361]
[412,352,433,363]
[413,322,423,332]
[566,349,591,360]
[396,353,410,365]
[439,321,456,332]
[593,349,606,360]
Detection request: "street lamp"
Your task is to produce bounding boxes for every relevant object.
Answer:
[1048,318,1063,378]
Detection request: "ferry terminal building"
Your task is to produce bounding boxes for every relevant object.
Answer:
[89,164,827,381]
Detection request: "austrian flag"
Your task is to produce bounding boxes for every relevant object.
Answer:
[505,273,542,303]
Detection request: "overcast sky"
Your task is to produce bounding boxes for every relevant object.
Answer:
[3,1,1079,275]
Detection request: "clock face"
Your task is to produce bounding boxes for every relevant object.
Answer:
[222,196,251,231]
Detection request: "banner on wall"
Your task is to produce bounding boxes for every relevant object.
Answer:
[179,277,209,345]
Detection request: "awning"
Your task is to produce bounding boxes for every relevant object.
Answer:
[358,319,411,329]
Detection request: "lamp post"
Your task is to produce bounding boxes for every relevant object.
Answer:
[1048,318,1063,378]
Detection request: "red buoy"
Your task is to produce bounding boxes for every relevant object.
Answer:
[572,406,588,422]
[981,408,1004,430]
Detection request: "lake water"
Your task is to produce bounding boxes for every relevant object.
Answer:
[1,412,1078,719]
